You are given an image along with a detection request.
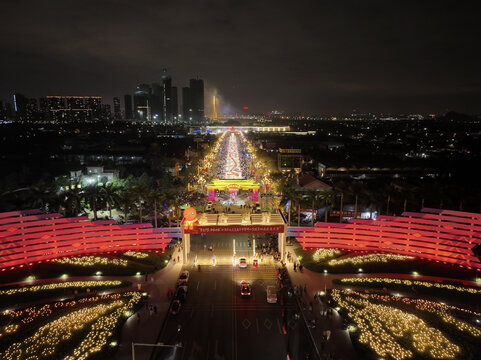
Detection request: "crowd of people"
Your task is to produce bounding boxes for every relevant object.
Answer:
[210,132,249,180]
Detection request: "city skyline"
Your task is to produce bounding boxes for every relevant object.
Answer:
[1,1,480,114]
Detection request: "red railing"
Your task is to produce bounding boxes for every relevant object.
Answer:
[288,208,481,270]
[0,210,180,269]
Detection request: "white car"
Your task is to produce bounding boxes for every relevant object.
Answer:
[238,257,247,268]
[266,285,277,303]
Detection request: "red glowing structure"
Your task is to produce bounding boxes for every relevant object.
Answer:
[288,208,481,270]
[0,209,181,270]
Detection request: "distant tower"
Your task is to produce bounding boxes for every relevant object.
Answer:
[212,94,218,121]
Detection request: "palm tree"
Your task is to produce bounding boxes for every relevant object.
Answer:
[130,182,150,223]
[83,185,102,220]
[305,190,321,227]
[101,183,121,219]
[118,188,134,223]
[61,187,84,217]
[148,188,166,228]
[325,189,338,222]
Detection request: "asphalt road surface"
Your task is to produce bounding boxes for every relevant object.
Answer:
[150,234,315,360]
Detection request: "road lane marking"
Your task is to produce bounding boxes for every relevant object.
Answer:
[241,318,251,329]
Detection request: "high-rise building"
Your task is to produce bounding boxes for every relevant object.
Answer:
[150,83,162,121]
[113,97,121,119]
[182,87,192,123]
[172,86,178,123]
[189,78,204,123]
[26,98,38,121]
[134,84,150,121]
[162,75,172,123]
[46,96,102,122]
[124,94,133,119]
[13,93,28,121]
[101,104,111,120]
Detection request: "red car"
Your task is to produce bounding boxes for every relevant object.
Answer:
[170,299,181,315]
[240,281,252,296]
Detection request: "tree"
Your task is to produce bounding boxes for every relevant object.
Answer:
[101,183,121,219]
[147,188,166,228]
[83,185,102,220]
[61,187,84,217]
[118,188,134,223]
[319,189,336,222]
[130,182,150,223]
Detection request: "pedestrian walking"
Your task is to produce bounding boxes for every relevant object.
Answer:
[177,255,180,263]
[136,313,141,324]
[154,305,157,314]
[149,306,153,316]
[293,263,297,271]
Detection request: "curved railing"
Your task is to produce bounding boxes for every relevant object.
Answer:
[0,209,181,269]
[288,208,481,270]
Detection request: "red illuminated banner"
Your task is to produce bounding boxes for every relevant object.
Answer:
[184,224,285,234]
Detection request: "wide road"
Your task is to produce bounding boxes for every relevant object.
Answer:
[150,232,316,360]
[150,263,289,360]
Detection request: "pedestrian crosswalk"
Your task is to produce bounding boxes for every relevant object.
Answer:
[233,269,278,281]
[195,265,278,281]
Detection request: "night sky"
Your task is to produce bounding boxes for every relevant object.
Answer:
[1,0,480,114]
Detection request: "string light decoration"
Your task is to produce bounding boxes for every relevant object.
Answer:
[0,280,123,296]
[123,251,149,259]
[312,248,341,262]
[53,256,128,267]
[0,292,141,360]
[353,291,481,337]
[338,277,481,295]
[331,289,461,360]
[0,293,124,339]
[328,253,414,266]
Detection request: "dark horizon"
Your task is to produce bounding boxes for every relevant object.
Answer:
[1,0,480,115]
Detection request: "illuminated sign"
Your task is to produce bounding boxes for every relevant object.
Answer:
[184,224,285,234]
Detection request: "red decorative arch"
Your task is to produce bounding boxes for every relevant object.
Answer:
[288,208,481,270]
[0,209,180,270]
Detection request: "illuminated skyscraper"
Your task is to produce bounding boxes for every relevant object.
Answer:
[13,93,27,121]
[189,78,204,123]
[134,84,149,120]
[162,75,172,123]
